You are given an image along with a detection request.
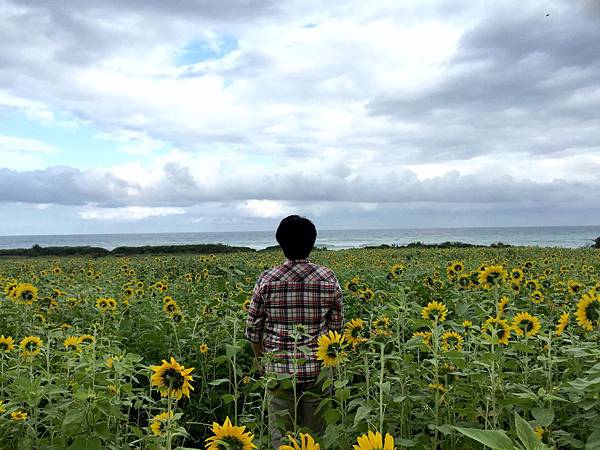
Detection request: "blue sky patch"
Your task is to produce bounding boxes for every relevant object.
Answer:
[175,36,238,66]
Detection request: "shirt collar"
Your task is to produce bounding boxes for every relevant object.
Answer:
[283,258,310,265]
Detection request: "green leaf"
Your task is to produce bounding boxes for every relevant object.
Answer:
[454,426,514,450]
[515,412,540,450]
[353,405,372,427]
[209,378,231,386]
[69,437,102,450]
[586,428,600,449]
[62,408,85,428]
[531,407,554,427]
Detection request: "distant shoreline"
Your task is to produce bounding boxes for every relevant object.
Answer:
[1,239,597,258]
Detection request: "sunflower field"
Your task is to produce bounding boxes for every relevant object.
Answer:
[1,246,600,449]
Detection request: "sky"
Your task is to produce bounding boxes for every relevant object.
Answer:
[1,0,599,235]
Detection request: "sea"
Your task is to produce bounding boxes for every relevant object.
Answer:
[0,225,599,251]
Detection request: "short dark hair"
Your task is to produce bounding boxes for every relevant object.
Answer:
[275,215,317,259]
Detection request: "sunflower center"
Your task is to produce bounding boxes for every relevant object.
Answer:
[326,343,342,358]
[163,368,185,389]
[585,301,600,322]
[0,343,8,350]
[217,437,245,450]
[25,341,38,350]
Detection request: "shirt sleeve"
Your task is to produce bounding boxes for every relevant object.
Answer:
[244,277,267,343]
[328,277,344,333]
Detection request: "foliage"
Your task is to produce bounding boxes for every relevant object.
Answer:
[0,246,599,449]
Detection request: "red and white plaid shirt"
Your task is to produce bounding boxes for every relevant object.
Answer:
[245,258,344,383]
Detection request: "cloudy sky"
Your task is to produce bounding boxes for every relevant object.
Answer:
[1,0,599,235]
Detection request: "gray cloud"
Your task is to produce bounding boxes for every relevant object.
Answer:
[1,164,598,207]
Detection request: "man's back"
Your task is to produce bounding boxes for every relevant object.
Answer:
[245,258,343,383]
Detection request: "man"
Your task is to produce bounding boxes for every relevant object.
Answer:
[245,215,344,448]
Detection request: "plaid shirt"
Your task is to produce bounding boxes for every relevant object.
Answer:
[245,258,344,383]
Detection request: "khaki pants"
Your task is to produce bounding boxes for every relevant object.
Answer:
[268,379,330,448]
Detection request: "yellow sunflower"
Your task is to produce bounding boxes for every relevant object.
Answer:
[150,357,194,400]
[512,312,541,338]
[315,331,346,367]
[63,336,83,351]
[358,287,375,302]
[242,299,251,312]
[163,300,179,315]
[19,336,43,357]
[205,416,256,450]
[96,297,117,314]
[497,296,509,317]
[353,431,396,450]
[279,433,320,450]
[481,317,511,345]
[79,334,95,345]
[441,331,464,351]
[150,410,174,437]
[344,319,368,345]
[510,268,524,283]
[372,316,392,337]
[555,311,569,336]
[530,290,544,305]
[389,263,406,278]
[199,343,209,354]
[478,265,508,290]
[462,320,473,329]
[567,280,583,295]
[421,301,448,323]
[10,410,27,421]
[0,400,6,414]
[412,331,432,348]
[575,292,600,331]
[12,283,38,304]
[0,335,15,353]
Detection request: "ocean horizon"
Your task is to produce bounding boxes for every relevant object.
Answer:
[1,225,599,251]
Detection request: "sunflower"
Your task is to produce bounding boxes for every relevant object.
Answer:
[163,300,179,315]
[428,383,446,393]
[150,357,194,400]
[534,426,548,442]
[389,263,405,278]
[478,265,508,290]
[510,268,524,283]
[205,416,256,450]
[512,312,541,338]
[441,331,464,351]
[370,316,390,337]
[315,331,346,367]
[567,280,583,295]
[353,431,396,450]
[279,433,320,450]
[63,336,83,351]
[12,283,38,304]
[79,334,95,345]
[462,320,473,329]
[575,292,600,331]
[358,287,375,302]
[0,335,15,353]
[481,317,511,345]
[449,260,464,273]
[150,410,174,437]
[421,301,448,323]
[0,400,6,414]
[199,343,209,354]
[412,331,432,348]
[344,277,360,293]
[10,410,27,421]
[344,319,368,345]
[555,311,569,336]
[242,299,251,312]
[457,274,473,289]
[524,279,541,291]
[19,336,43,357]
[497,296,509,317]
[530,290,544,305]
[96,297,117,314]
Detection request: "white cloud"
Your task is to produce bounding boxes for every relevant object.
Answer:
[78,206,186,221]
